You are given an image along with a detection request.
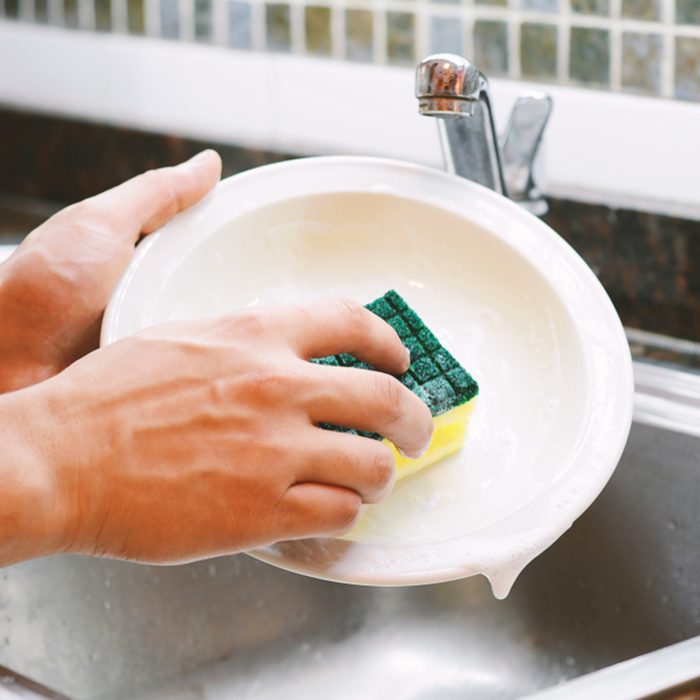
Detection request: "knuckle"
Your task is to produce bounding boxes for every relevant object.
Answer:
[52,199,103,233]
[332,492,361,533]
[366,447,395,492]
[140,169,179,218]
[235,309,271,336]
[249,363,299,403]
[336,297,369,333]
[375,374,406,426]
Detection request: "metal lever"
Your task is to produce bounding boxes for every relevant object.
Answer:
[501,93,553,216]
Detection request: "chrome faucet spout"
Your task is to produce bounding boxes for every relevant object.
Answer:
[416,54,507,196]
[416,53,552,216]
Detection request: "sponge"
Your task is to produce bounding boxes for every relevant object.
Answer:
[314,290,479,480]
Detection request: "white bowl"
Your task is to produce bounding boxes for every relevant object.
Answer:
[102,156,633,597]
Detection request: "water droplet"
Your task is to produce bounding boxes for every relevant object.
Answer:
[667,519,678,531]
[661,595,670,605]
[103,601,111,611]
[565,656,576,667]
[208,564,217,578]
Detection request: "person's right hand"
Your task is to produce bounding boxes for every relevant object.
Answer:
[11,299,433,566]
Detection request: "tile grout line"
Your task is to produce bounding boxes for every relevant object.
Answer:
[48,0,64,26]
[78,0,95,30]
[557,0,570,85]
[660,0,675,98]
[111,0,128,33]
[144,0,160,37]
[290,0,304,54]
[414,0,428,64]
[330,0,345,60]
[250,0,264,51]
[373,0,386,65]
[609,0,623,91]
[506,0,521,81]
[178,0,193,40]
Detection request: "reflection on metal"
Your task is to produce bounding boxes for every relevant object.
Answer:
[520,636,700,700]
[416,54,552,216]
[633,361,700,438]
[0,667,70,699]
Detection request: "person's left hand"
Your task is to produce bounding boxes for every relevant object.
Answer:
[0,150,222,393]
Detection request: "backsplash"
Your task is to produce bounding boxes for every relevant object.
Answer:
[1,0,699,101]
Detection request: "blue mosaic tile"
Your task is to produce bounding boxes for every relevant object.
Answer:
[622,32,661,94]
[305,5,331,56]
[64,0,78,27]
[34,0,48,23]
[521,23,557,78]
[570,26,610,85]
[4,0,19,19]
[228,1,251,48]
[622,0,659,20]
[128,0,145,33]
[194,0,212,41]
[95,0,111,31]
[675,36,700,100]
[387,11,415,65]
[430,15,463,55]
[345,9,372,62]
[474,20,509,75]
[677,0,700,24]
[521,0,558,11]
[266,3,291,52]
[571,0,610,13]
[160,0,179,37]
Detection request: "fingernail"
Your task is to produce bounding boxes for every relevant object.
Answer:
[398,438,431,460]
[403,346,412,370]
[183,150,215,168]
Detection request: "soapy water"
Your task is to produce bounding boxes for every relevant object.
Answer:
[158,193,588,547]
[151,191,592,594]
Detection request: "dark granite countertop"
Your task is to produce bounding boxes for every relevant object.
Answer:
[1,106,699,371]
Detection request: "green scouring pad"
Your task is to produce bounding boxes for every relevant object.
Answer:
[313,290,479,479]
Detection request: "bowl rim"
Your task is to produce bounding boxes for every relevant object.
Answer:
[102,155,634,596]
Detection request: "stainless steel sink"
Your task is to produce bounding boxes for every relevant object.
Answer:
[0,361,698,700]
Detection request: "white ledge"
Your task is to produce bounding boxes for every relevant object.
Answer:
[1,21,700,219]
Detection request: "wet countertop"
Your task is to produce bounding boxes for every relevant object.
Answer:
[1,106,699,370]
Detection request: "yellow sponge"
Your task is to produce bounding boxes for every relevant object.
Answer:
[315,290,479,479]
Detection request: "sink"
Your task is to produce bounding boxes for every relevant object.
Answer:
[0,361,698,699]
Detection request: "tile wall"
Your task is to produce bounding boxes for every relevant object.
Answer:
[1,0,700,101]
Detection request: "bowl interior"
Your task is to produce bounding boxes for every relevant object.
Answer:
[149,190,589,546]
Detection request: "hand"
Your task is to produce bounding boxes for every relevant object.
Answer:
[9,300,433,565]
[0,151,222,393]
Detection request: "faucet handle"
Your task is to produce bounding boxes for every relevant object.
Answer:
[501,92,553,216]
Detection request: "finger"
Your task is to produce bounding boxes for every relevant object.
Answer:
[293,429,395,504]
[278,483,362,539]
[75,150,222,243]
[303,363,434,459]
[281,298,411,376]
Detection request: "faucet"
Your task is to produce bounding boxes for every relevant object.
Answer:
[415,54,553,216]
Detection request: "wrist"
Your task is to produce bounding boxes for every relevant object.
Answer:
[0,384,75,565]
